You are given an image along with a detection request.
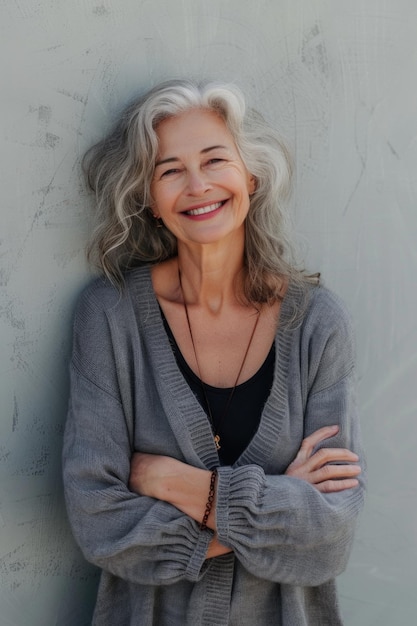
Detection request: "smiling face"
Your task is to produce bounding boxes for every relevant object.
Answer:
[150,108,255,249]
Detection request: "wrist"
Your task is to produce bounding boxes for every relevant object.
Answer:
[161,464,217,529]
[200,469,217,530]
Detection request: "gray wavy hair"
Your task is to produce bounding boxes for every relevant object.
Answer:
[83,78,318,304]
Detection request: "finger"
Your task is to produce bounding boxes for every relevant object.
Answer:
[309,463,361,484]
[286,461,361,487]
[314,478,360,493]
[298,425,340,458]
[288,448,359,475]
[306,447,359,471]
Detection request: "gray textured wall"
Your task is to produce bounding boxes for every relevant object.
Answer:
[1,1,416,624]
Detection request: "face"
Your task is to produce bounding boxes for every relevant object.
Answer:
[150,108,256,248]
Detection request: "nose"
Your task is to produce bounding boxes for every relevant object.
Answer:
[186,169,212,196]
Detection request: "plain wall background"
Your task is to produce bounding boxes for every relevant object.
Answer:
[1,1,416,624]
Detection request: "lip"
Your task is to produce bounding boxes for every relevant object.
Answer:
[182,199,228,219]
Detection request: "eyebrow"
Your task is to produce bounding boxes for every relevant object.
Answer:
[154,145,229,168]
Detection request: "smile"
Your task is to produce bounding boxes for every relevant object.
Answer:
[184,201,225,216]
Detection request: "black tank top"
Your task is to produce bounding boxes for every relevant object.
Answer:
[161,312,275,465]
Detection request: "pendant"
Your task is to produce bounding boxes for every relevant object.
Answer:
[214,434,221,450]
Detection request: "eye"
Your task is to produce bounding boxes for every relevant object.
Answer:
[160,168,181,178]
[207,158,224,165]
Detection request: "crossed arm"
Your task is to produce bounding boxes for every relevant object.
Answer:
[129,425,361,559]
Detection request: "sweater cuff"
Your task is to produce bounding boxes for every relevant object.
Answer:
[215,465,265,546]
[185,524,214,582]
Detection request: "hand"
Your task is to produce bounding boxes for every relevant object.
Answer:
[285,425,361,493]
[206,535,233,559]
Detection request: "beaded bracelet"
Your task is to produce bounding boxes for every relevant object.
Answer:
[200,469,217,531]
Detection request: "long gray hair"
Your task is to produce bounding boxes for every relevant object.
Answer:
[83,78,318,304]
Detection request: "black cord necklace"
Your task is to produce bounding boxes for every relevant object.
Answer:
[178,269,260,450]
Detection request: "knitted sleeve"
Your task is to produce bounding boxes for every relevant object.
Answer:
[215,289,366,586]
[62,281,212,585]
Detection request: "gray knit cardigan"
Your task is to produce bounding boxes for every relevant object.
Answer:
[63,266,365,625]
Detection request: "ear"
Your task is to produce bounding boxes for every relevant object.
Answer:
[247,174,257,195]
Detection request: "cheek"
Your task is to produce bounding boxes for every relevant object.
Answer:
[217,167,252,191]
[151,186,173,210]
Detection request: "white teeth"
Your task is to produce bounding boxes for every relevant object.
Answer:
[186,201,223,216]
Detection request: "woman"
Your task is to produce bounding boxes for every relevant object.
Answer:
[63,79,365,625]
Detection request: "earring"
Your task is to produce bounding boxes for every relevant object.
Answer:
[152,214,163,228]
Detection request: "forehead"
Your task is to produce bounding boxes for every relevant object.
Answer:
[155,108,235,153]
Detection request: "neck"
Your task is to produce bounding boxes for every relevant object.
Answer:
[177,234,246,314]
